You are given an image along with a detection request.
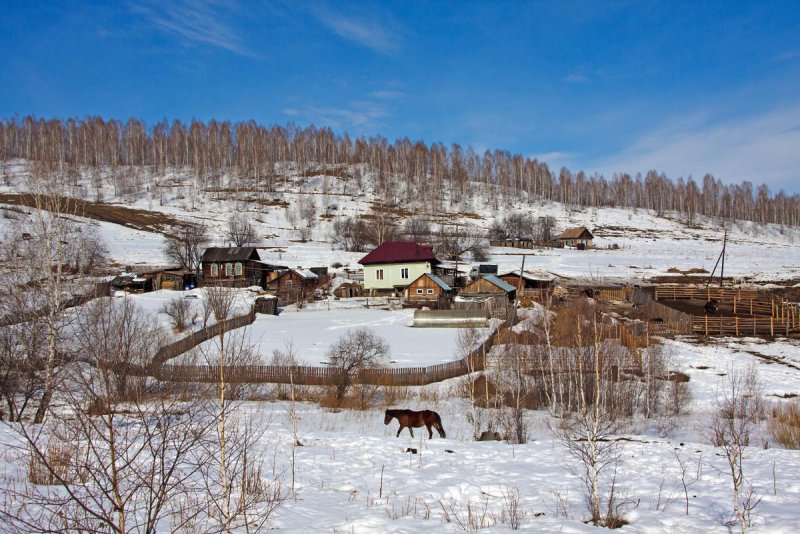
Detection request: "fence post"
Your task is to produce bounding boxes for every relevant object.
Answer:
[705,314,708,336]
[771,317,774,337]
[735,316,739,337]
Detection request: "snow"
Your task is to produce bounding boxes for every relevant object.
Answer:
[1,163,800,531]
[182,304,477,367]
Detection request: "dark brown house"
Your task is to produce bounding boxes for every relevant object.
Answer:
[406,272,452,306]
[557,227,595,249]
[201,247,266,287]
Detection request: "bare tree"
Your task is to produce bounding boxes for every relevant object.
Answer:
[434,224,488,262]
[197,286,283,532]
[403,216,431,242]
[552,315,635,527]
[1,299,212,533]
[326,328,389,402]
[708,365,764,532]
[226,213,258,247]
[331,216,370,252]
[163,222,209,273]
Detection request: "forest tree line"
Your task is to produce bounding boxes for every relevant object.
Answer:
[1,115,798,227]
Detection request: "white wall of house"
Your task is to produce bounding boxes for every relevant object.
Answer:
[362,261,433,290]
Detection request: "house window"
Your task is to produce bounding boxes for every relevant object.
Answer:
[235,262,243,276]
[285,279,293,289]
[416,288,423,294]
[225,263,233,276]
[210,264,219,277]
[400,268,409,279]
[427,288,434,294]
[376,269,384,281]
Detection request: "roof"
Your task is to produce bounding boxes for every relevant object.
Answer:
[411,272,452,291]
[276,268,318,281]
[557,227,594,240]
[481,274,517,293]
[499,270,555,282]
[358,241,439,266]
[201,247,261,262]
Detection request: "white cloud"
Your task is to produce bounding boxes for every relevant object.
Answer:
[593,106,800,192]
[132,0,257,58]
[305,4,401,54]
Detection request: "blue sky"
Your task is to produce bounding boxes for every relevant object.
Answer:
[1,1,799,192]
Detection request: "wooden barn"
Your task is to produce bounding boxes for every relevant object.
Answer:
[459,274,517,302]
[406,272,453,307]
[557,227,595,249]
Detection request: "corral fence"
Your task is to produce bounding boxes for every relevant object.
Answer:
[692,315,798,337]
[652,284,799,336]
[632,288,693,336]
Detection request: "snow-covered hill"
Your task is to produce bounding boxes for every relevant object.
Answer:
[2,160,799,285]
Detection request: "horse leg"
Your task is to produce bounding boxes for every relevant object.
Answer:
[396,426,402,438]
[425,423,433,439]
[408,426,414,438]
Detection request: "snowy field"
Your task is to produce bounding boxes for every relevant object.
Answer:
[194,306,473,367]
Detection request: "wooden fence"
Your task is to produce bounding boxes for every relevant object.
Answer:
[152,311,502,386]
[632,288,693,336]
[692,315,799,337]
[654,285,760,302]
[150,306,257,367]
[0,281,112,327]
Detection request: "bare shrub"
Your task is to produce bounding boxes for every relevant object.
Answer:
[769,401,800,449]
[162,297,192,332]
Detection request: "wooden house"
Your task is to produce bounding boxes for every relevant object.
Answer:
[273,268,319,305]
[557,227,595,249]
[406,272,453,307]
[358,241,440,295]
[459,274,517,302]
[201,247,269,287]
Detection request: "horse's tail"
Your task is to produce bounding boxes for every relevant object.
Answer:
[434,412,446,438]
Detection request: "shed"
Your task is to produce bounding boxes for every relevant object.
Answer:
[459,274,517,302]
[499,270,554,290]
[254,295,278,315]
[272,268,319,305]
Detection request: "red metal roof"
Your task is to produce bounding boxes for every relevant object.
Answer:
[358,241,439,265]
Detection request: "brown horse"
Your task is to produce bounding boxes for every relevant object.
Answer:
[384,409,446,439]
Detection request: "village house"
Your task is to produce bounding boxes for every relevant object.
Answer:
[498,270,554,291]
[201,246,272,287]
[271,268,319,305]
[556,227,595,249]
[358,241,440,295]
[406,272,453,307]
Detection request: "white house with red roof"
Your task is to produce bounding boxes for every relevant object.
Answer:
[357,241,440,294]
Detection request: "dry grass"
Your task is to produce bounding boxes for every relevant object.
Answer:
[28,443,85,485]
[769,401,800,449]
